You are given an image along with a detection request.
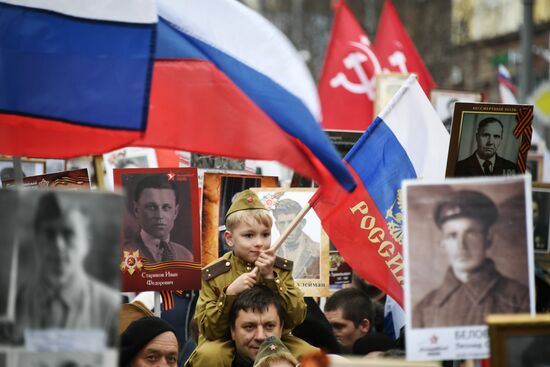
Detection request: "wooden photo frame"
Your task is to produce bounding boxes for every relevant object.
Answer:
[445,102,533,178]
[527,153,544,182]
[430,89,483,132]
[375,73,410,115]
[201,172,278,266]
[487,314,550,367]
[533,183,550,254]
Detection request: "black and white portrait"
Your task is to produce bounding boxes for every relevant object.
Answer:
[0,189,123,348]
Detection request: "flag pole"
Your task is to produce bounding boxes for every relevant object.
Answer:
[12,156,24,186]
[269,202,312,253]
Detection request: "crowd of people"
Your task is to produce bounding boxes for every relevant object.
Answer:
[119,190,406,367]
[117,187,550,367]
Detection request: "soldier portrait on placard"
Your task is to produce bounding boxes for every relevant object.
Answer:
[252,188,330,297]
[121,173,194,264]
[406,177,533,329]
[0,189,123,347]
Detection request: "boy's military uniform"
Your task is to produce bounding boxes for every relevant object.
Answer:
[186,190,317,367]
[186,251,315,366]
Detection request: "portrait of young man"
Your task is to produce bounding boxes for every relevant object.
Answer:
[122,173,194,264]
[405,178,533,330]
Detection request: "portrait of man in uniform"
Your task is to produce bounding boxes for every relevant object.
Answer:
[405,179,532,329]
[272,199,320,279]
[123,174,194,264]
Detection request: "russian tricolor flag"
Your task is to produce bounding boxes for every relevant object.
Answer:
[312,75,449,306]
[0,0,355,191]
[133,0,355,191]
[0,0,156,157]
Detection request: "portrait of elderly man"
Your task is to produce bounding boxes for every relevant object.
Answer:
[124,174,193,263]
[272,199,320,279]
[455,116,517,177]
[413,190,530,328]
[1,191,121,345]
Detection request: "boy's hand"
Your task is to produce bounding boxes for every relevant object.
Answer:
[255,248,275,279]
[226,267,258,296]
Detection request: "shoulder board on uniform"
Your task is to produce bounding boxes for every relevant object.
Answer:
[202,259,231,281]
[274,256,293,271]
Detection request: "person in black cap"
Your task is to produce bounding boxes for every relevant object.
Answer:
[455,117,517,177]
[120,316,179,367]
[412,190,529,328]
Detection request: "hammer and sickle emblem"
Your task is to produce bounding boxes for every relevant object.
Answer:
[329,36,382,100]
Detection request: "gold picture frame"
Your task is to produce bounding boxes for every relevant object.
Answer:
[487,313,550,367]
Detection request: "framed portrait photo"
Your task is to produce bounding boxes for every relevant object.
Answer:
[115,168,202,292]
[103,147,158,189]
[487,314,550,367]
[403,175,535,361]
[430,89,483,132]
[445,102,533,178]
[252,188,330,297]
[201,172,278,266]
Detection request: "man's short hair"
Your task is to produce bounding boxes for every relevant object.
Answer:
[229,285,284,328]
[434,190,498,230]
[477,117,503,132]
[272,199,302,217]
[133,174,179,204]
[324,288,375,328]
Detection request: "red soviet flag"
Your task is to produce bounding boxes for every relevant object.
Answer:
[375,0,436,96]
[318,0,382,132]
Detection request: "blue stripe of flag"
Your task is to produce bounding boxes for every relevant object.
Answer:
[345,116,417,213]
[0,3,155,130]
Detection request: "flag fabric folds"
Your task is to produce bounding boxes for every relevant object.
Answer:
[0,0,157,157]
[318,0,380,132]
[311,75,449,306]
[375,0,436,96]
[132,0,356,192]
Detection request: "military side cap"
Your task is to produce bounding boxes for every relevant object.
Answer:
[434,190,498,228]
[253,336,297,367]
[225,189,266,220]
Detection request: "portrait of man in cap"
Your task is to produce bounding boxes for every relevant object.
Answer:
[272,198,320,279]
[0,190,122,346]
[455,116,518,177]
[407,183,530,328]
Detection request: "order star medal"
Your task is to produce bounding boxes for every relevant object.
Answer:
[120,250,144,275]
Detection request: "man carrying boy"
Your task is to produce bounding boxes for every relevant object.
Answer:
[186,190,316,366]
